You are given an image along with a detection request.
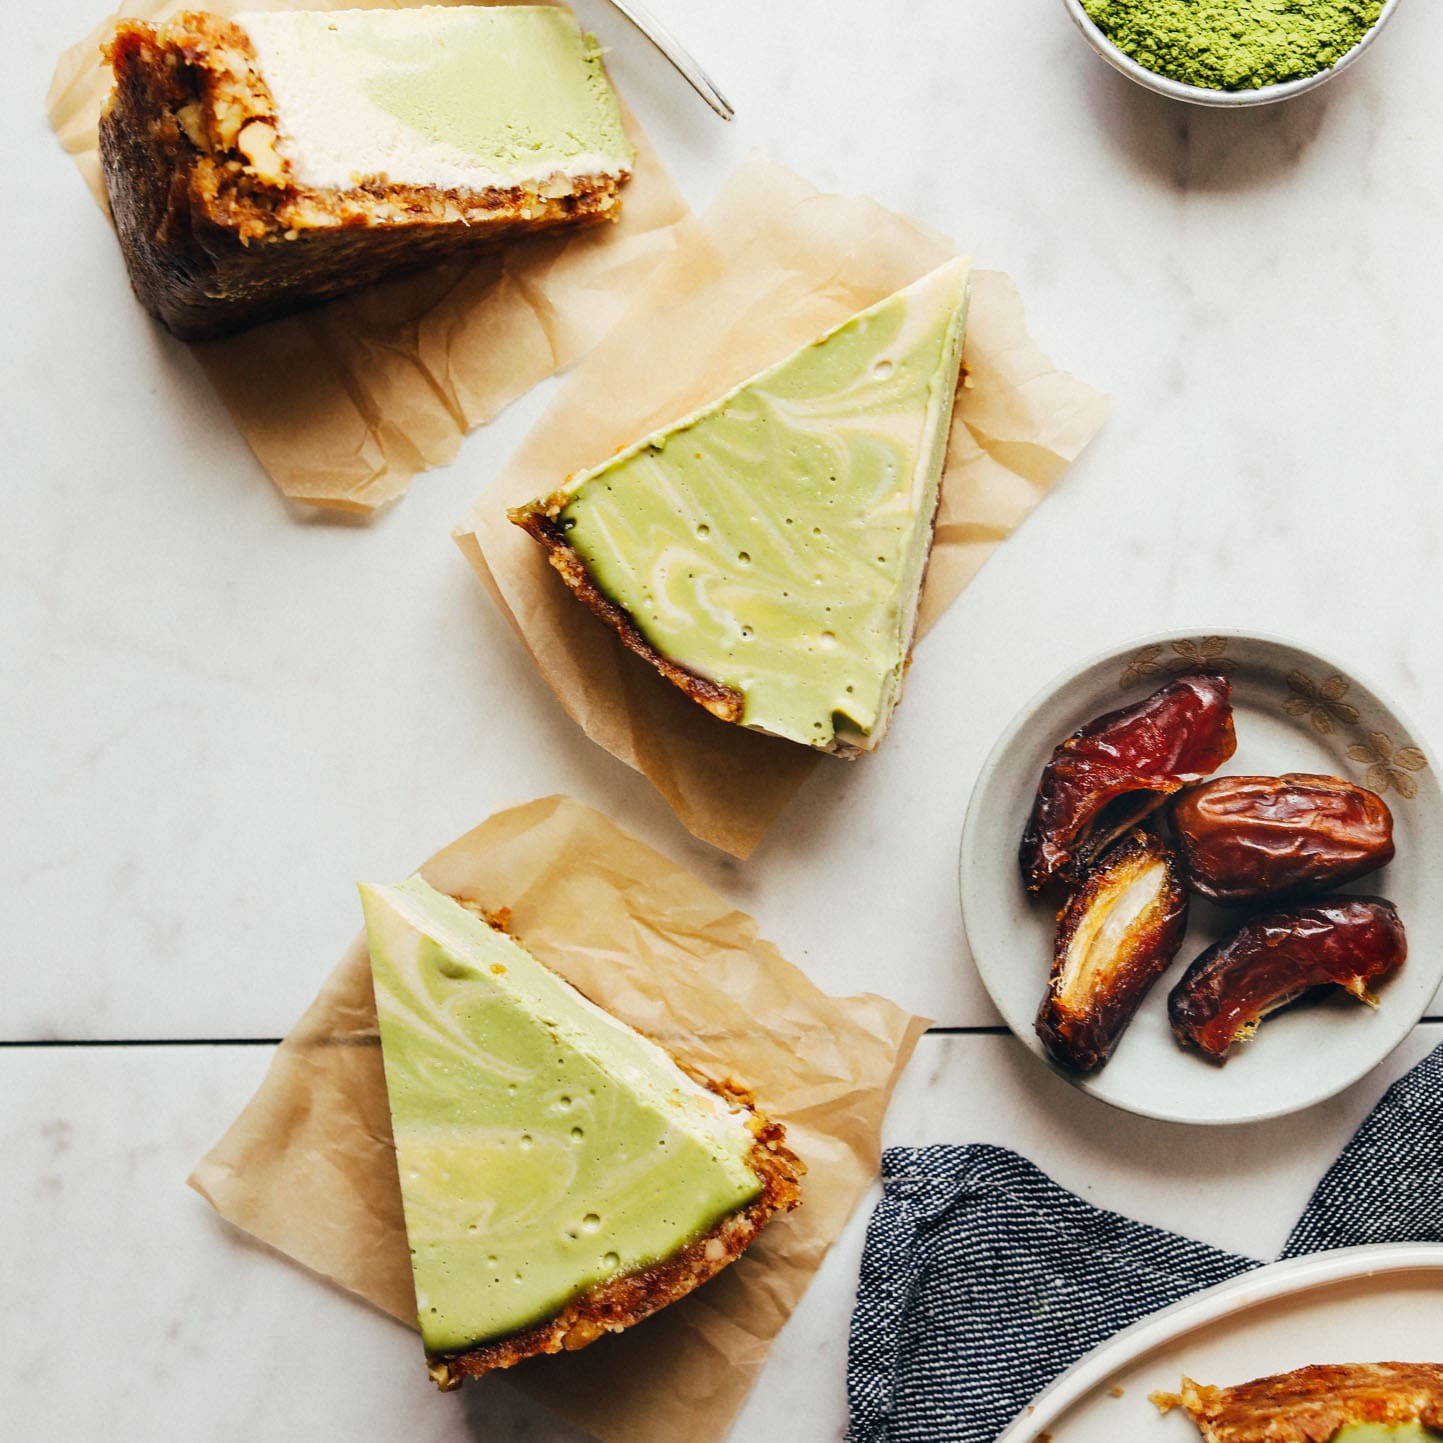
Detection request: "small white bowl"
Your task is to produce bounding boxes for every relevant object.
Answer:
[959,629,1443,1125]
[1063,0,1404,107]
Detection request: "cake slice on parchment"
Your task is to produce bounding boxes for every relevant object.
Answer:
[99,6,634,339]
[1153,1362,1443,1442]
[359,875,802,1387]
[510,256,972,757]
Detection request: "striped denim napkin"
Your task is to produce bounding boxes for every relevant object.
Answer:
[846,1043,1443,1443]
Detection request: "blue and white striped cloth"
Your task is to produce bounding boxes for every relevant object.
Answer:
[846,1043,1443,1443]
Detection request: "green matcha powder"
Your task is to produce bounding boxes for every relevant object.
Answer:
[1082,0,1384,90]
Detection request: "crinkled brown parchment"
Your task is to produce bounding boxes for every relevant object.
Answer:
[456,154,1111,857]
[189,795,928,1443]
[46,0,689,511]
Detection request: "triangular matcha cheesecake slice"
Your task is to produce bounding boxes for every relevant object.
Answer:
[360,875,802,1386]
[511,257,972,755]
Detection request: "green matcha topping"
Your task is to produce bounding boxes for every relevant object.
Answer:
[361,876,762,1356]
[551,257,971,751]
[360,10,630,171]
[1332,1427,1443,1443]
[237,6,633,189]
[1081,0,1384,91]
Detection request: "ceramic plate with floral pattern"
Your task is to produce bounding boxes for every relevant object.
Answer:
[960,631,1443,1124]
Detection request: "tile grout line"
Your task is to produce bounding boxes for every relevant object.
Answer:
[0,1019,1440,1048]
[0,1037,284,1048]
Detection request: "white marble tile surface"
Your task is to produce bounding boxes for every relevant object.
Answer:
[4,1029,1438,1441]
[11,3,1443,1437]
[5,4,1442,1045]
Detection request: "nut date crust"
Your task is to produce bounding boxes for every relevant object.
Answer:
[1171,773,1394,907]
[1152,1361,1443,1442]
[1036,830,1190,1073]
[1168,898,1407,1061]
[1019,672,1237,892]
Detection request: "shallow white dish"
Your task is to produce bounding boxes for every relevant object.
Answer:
[995,1243,1443,1443]
[1061,0,1404,109]
[960,630,1442,1125]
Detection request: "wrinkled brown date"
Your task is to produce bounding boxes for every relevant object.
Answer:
[1020,671,1236,892]
[1036,830,1190,1073]
[1171,773,1395,906]
[1168,897,1406,1061]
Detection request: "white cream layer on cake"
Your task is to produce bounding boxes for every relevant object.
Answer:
[234,5,634,192]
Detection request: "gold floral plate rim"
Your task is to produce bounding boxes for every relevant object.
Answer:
[959,627,1442,1126]
[1116,633,1430,804]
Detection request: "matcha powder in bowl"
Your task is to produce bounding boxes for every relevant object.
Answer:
[1065,0,1401,104]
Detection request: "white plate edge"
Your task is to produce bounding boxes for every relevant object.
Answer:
[994,1242,1443,1443]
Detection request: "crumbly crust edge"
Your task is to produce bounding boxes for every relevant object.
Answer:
[508,497,750,728]
[425,1071,804,1387]
[1152,1362,1443,1442]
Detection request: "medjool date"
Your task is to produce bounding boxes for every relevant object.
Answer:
[1036,830,1190,1072]
[1020,671,1236,892]
[1168,898,1406,1061]
[1171,773,1394,906]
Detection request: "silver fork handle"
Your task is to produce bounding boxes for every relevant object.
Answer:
[601,0,736,120]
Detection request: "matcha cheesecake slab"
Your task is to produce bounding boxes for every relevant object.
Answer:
[100,6,634,339]
[1154,1363,1443,1442]
[360,875,802,1386]
[511,256,973,756]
